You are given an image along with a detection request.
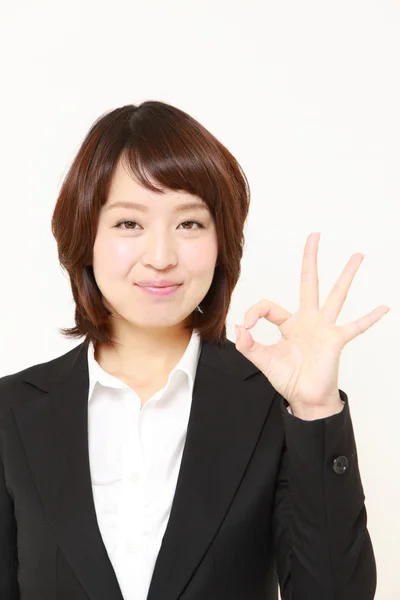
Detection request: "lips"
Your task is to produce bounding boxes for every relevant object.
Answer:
[135,283,182,296]
[136,281,182,288]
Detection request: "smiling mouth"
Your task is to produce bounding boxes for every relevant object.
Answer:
[135,283,182,296]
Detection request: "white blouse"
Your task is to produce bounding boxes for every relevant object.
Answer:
[86,328,201,600]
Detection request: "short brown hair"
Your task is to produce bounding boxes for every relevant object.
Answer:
[51,101,250,349]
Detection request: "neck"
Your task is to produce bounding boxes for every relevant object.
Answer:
[94,324,193,383]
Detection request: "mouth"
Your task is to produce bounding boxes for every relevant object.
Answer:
[135,283,182,296]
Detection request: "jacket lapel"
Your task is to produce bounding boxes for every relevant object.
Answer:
[14,337,277,600]
[15,341,125,600]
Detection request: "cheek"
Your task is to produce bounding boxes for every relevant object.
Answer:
[182,238,218,275]
[94,237,137,276]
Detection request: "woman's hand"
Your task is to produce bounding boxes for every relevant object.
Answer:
[235,232,390,420]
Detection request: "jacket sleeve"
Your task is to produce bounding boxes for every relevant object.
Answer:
[0,457,19,599]
[271,390,377,600]
[0,387,19,600]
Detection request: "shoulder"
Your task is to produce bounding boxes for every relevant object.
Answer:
[0,342,85,415]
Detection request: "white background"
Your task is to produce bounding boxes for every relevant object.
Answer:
[0,1,398,598]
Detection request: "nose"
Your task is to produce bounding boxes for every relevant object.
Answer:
[141,230,178,271]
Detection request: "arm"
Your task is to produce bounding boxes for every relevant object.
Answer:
[272,391,377,600]
[0,456,19,599]
[0,389,19,600]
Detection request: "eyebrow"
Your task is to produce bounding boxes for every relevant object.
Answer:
[105,201,209,213]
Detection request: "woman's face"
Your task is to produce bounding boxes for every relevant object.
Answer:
[92,158,219,332]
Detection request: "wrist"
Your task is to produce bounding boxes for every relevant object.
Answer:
[290,400,344,421]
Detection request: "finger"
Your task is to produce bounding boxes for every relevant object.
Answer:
[235,326,275,371]
[235,326,267,355]
[321,253,364,322]
[243,299,292,330]
[299,232,320,310]
[339,305,391,344]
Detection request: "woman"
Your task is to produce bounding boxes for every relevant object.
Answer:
[0,101,386,599]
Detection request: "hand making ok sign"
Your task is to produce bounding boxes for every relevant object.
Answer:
[235,232,390,420]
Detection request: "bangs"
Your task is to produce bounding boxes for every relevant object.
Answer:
[120,103,225,214]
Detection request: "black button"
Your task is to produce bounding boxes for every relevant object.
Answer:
[332,456,348,474]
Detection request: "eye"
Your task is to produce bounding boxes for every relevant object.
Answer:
[179,220,204,230]
[114,220,139,230]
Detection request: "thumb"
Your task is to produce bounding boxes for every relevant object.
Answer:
[235,325,269,372]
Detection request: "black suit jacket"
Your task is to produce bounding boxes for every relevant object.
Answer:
[0,337,376,599]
